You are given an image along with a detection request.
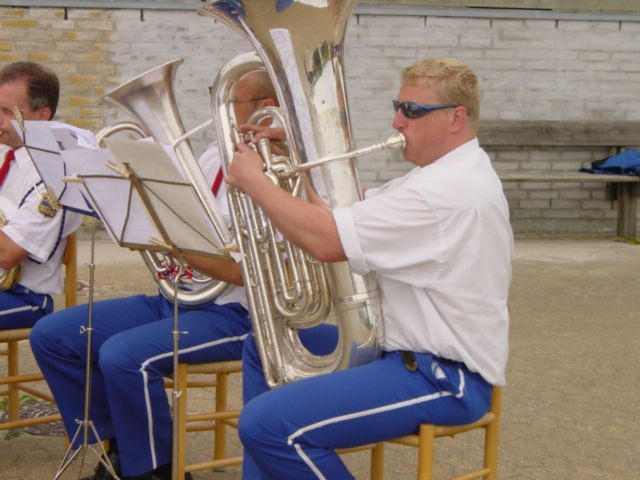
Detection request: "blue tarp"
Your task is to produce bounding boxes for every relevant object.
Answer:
[580,149,640,176]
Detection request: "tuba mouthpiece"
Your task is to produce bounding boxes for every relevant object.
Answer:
[383,132,406,151]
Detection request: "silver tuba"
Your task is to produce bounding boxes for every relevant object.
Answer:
[200,0,404,387]
[97,59,232,307]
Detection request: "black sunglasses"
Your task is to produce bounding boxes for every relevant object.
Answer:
[392,100,457,119]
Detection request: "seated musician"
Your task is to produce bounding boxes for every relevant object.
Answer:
[30,70,277,480]
[226,57,513,480]
[0,61,84,330]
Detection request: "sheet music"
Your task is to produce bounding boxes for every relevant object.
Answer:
[17,120,99,216]
[64,147,159,248]
[16,120,231,259]
[95,137,230,259]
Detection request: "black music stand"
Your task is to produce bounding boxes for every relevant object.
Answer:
[79,137,230,260]
[20,122,232,479]
[70,137,233,480]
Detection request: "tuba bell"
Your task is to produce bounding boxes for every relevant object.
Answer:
[97,58,233,307]
[200,0,404,387]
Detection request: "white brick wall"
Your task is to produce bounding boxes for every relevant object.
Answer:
[3,7,640,235]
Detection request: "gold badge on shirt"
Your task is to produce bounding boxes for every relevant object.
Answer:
[37,190,59,218]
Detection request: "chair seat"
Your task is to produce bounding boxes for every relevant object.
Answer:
[184,360,242,375]
[0,329,31,343]
[368,386,502,480]
[388,411,496,447]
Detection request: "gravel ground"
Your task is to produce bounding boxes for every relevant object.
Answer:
[1,235,639,480]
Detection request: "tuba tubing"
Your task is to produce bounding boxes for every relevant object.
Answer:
[293,133,406,173]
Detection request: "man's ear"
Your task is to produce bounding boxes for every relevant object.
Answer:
[450,105,467,133]
[35,107,52,121]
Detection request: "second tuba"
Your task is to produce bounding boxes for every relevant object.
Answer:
[98,59,232,307]
[200,0,403,387]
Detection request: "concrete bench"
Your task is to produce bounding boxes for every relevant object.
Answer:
[478,121,640,240]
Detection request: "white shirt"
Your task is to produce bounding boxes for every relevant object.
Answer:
[333,139,513,385]
[197,143,248,309]
[0,144,83,295]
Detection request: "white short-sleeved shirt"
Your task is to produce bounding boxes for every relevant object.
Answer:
[0,145,83,295]
[196,143,248,310]
[333,139,513,385]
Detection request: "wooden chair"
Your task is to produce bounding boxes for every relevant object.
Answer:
[369,386,502,480]
[165,359,243,479]
[170,363,380,480]
[0,233,78,432]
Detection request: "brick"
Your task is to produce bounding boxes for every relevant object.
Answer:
[0,8,26,18]
[68,97,94,107]
[0,53,21,62]
[1,19,37,28]
[67,74,99,85]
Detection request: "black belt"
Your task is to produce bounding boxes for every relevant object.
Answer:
[400,350,418,372]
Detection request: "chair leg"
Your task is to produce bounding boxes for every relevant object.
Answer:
[63,233,78,309]
[170,361,242,476]
[484,388,502,480]
[176,364,188,480]
[370,442,385,480]
[417,424,436,480]
[214,371,229,461]
[7,339,20,422]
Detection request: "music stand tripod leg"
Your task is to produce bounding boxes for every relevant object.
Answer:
[171,267,188,480]
[52,220,121,480]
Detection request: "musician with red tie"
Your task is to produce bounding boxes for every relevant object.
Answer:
[0,61,83,329]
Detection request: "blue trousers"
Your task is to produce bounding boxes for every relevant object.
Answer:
[0,286,53,329]
[239,326,492,480]
[30,294,251,477]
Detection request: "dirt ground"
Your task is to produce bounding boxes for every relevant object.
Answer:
[1,235,639,480]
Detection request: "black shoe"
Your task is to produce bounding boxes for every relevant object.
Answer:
[81,444,121,480]
[150,464,193,480]
[123,464,193,480]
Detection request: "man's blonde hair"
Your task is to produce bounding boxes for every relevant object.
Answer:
[402,58,480,131]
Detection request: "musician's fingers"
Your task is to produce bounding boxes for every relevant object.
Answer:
[237,124,286,144]
[237,123,266,134]
[252,126,286,143]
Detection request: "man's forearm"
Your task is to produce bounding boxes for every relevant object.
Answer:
[184,253,244,286]
[242,172,346,263]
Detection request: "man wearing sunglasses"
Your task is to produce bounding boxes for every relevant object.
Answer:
[227,57,513,480]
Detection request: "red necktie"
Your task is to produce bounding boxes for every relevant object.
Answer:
[0,150,15,188]
[211,167,223,197]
